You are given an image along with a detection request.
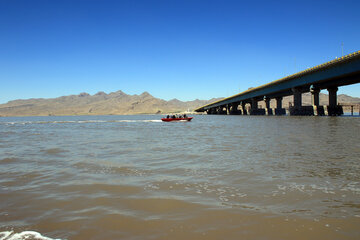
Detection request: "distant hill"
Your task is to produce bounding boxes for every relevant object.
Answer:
[0,90,222,117]
[0,90,358,117]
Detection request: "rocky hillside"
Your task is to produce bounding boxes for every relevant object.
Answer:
[0,90,222,117]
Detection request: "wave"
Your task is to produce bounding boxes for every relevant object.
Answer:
[0,231,61,240]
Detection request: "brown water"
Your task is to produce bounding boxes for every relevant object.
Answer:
[0,115,359,240]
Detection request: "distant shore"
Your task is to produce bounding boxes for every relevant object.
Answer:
[0,90,359,117]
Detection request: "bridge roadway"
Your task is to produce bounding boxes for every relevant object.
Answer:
[195,50,360,116]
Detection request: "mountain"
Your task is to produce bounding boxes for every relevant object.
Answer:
[0,91,222,117]
[0,90,358,117]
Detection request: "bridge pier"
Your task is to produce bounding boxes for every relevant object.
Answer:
[326,87,343,116]
[228,102,240,115]
[290,87,302,115]
[250,98,265,115]
[208,107,219,114]
[290,87,314,115]
[218,106,227,114]
[264,96,273,115]
[234,102,241,115]
[226,104,230,115]
[206,108,215,114]
[274,97,286,115]
[310,86,324,116]
[250,98,257,115]
[240,101,247,115]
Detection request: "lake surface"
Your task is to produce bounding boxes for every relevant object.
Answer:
[0,115,359,240]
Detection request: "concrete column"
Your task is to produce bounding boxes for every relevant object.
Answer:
[251,98,258,110]
[327,87,343,116]
[274,97,286,115]
[328,87,338,107]
[292,87,302,107]
[265,98,270,109]
[241,102,247,115]
[264,96,273,115]
[311,87,320,106]
[276,97,283,109]
[250,98,265,115]
[226,104,230,115]
[230,102,240,115]
[310,86,324,116]
[218,106,226,115]
[207,108,215,114]
[290,87,314,115]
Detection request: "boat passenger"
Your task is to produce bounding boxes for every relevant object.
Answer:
[166,115,170,119]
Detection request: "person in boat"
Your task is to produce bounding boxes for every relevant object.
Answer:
[172,115,176,118]
[183,114,187,118]
[166,115,170,119]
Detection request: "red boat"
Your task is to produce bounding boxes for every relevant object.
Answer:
[161,117,193,122]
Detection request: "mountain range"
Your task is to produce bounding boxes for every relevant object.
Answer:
[0,90,222,117]
[0,90,359,117]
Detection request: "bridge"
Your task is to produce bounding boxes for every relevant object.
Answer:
[195,50,360,116]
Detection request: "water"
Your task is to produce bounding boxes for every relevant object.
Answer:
[0,115,359,240]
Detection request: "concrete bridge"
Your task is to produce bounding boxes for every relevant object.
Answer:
[195,51,360,116]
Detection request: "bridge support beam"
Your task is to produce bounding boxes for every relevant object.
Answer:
[240,102,247,115]
[206,108,215,114]
[250,98,265,115]
[217,106,227,115]
[293,87,302,107]
[251,98,258,110]
[290,87,314,115]
[274,97,286,115]
[326,87,343,116]
[264,97,273,115]
[229,102,240,115]
[290,87,302,115]
[328,87,338,106]
[310,86,324,116]
[209,107,218,114]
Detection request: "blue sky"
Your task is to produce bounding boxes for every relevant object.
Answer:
[0,0,359,104]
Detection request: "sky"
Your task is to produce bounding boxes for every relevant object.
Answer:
[0,0,359,104]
